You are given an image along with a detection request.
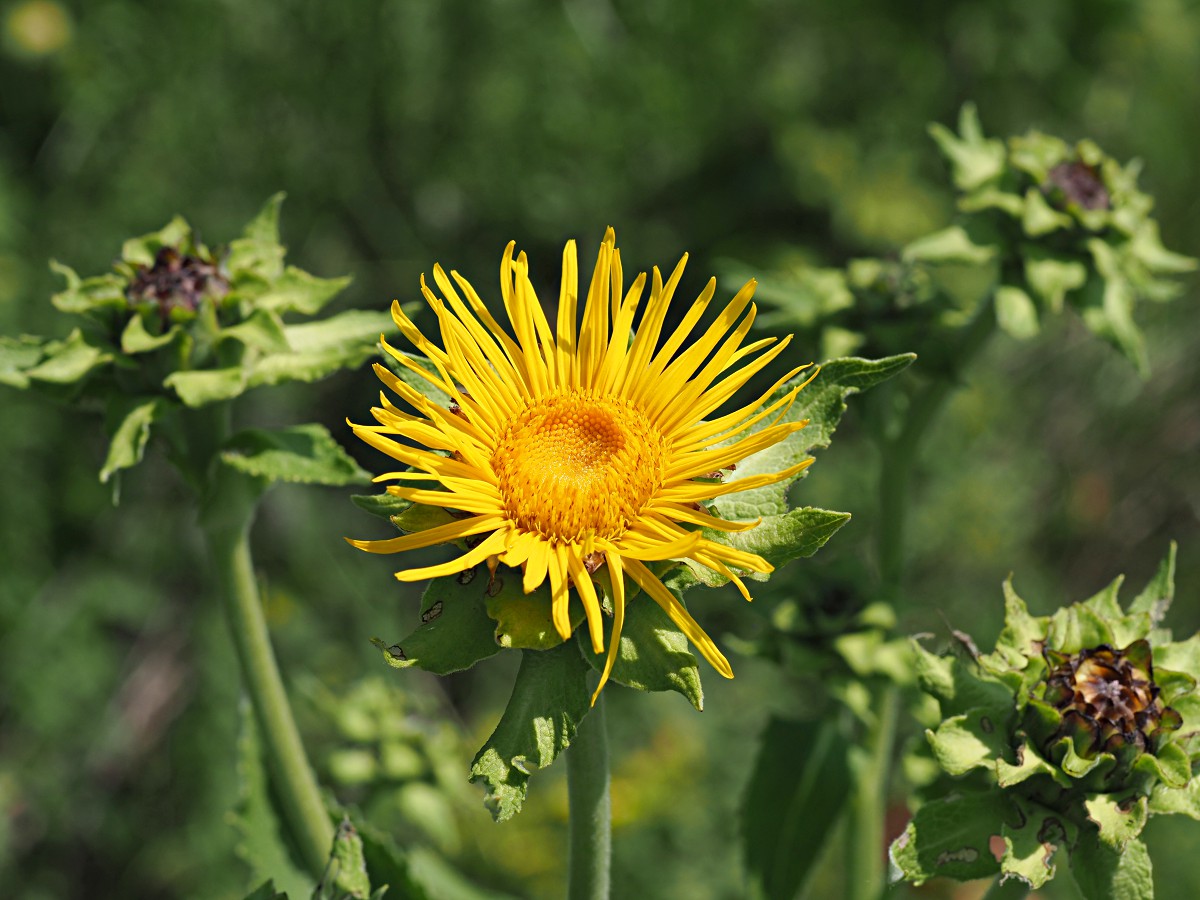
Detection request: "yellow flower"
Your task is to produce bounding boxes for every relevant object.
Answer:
[349,229,815,702]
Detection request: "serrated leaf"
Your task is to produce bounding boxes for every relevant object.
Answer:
[981,578,1047,672]
[250,310,396,388]
[912,641,1013,719]
[121,215,193,267]
[485,571,584,651]
[720,354,914,519]
[669,507,851,591]
[577,591,703,710]
[252,267,352,317]
[228,194,287,277]
[890,792,1013,884]
[165,366,248,406]
[1085,793,1148,850]
[220,308,292,354]
[1070,830,1153,900]
[1023,250,1087,314]
[927,708,1010,777]
[221,424,370,486]
[994,285,1040,340]
[928,104,1007,192]
[232,707,316,900]
[1129,543,1177,624]
[469,642,592,821]
[903,226,998,266]
[999,801,1073,890]
[377,570,502,675]
[0,334,47,388]
[101,397,165,483]
[24,328,112,384]
[120,313,181,354]
[742,716,852,900]
[50,266,129,316]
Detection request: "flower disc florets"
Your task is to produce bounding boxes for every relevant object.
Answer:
[126,245,230,323]
[1041,641,1181,760]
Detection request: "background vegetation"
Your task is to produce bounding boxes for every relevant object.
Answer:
[1,0,1197,897]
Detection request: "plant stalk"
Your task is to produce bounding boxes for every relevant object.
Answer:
[567,694,612,900]
[204,469,333,879]
[844,684,899,900]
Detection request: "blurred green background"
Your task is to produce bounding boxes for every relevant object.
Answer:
[1,0,1198,897]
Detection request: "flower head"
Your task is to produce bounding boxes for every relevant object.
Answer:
[349,229,815,700]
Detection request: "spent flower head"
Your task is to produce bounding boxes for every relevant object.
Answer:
[892,545,1200,894]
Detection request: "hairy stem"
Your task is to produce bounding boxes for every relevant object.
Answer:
[567,694,611,900]
[204,468,333,878]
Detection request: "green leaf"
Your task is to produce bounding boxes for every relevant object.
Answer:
[252,267,353,317]
[221,424,371,486]
[376,571,502,675]
[120,313,181,354]
[1070,830,1154,900]
[994,285,1040,340]
[24,328,112,384]
[469,642,592,821]
[1149,775,1200,820]
[890,792,1014,884]
[232,707,316,900]
[381,349,454,408]
[351,492,413,521]
[120,215,193,267]
[720,354,915,519]
[313,819,372,900]
[912,641,1013,719]
[669,507,851,591]
[1129,543,1177,624]
[165,366,248,406]
[0,334,47,388]
[1023,250,1087,314]
[1085,793,1149,850]
[101,397,165,483]
[1132,739,1191,789]
[228,193,287,277]
[742,716,852,900]
[1130,220,1198,276]
[1021,187,1073,237]
[1046,601,1114,654]
[928,103,1007,192]
[49,265,128,316]
[1156,635,1200,685]
[577,590,704,710]
[996,738,1071,789]
[250,310,396,388]
[486,573,584,651]
[220,308,291,354]
[926,708,1010,777]
[903,225,998,266]
[998,801,1073,890]
[981,577,1047,671]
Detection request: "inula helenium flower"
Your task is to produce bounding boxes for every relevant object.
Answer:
[349,229,815,700]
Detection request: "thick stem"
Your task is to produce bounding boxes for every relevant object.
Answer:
[844,684,899,900]
[566,694,611,900]
[204,469,333,878]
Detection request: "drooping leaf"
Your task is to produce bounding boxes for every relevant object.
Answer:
[101,397,166,483]
[998,800,1074,890]
[577,591,704,710]
[165,366,248,406]
[375,569,501,675]
[469,642,592,821]
[252,267,353,317]
[742,716,852,900]
[24,328,112,384]
[220,308,292,354]
[890,792,1014,884]
[1085,793,1149,850]
[220,424,371,486]
[903,225,998,266]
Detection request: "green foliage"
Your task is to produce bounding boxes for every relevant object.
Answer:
[893,546,1200,893]
[220,425,372,487]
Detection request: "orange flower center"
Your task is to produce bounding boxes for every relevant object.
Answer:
[492,391,668,542]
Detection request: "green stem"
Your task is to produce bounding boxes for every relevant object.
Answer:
[203,468,333,879]
[844,684,899,900]
[981,875,1031,900]
[566,694,611,900]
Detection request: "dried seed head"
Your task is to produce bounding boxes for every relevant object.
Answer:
[126,246,229,323]
[1041,640,1181,758]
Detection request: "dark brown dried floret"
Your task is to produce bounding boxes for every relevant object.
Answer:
[126,246,229,324]
[1045,161,1110,211]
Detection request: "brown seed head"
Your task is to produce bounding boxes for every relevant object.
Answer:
[1045,161,1110,211]
[126,246,229,323]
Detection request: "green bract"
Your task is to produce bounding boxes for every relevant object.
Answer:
[892,545,1200,896]
[1,195,389,488]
